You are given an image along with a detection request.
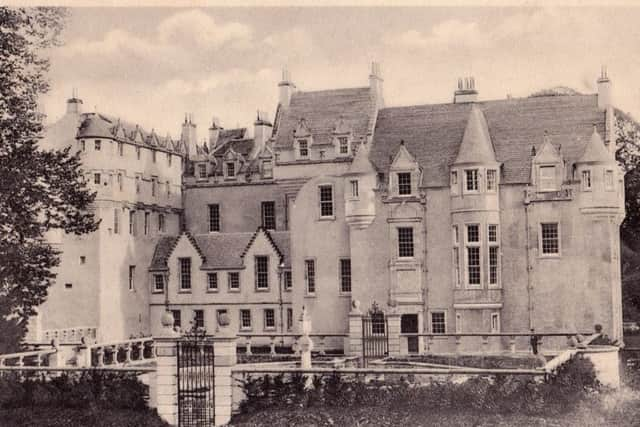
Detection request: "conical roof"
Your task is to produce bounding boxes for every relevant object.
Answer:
[454,105,497,165]
[578,126,612,163]
[348,143,376,175]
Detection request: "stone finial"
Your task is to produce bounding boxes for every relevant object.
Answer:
[350,299,362,315]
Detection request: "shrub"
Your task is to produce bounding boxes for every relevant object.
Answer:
[238,355,600,417]
[0,371,149,410]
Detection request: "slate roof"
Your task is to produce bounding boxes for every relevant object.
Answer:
[217,128,248,147]
[194,233,255,269]
[150,236,180,270]
[213,138,255,158]
[370,94,606,186]
[269,231,291,268]
[150,231,291,270]
[76,113,183,154]
[274,87,377,149]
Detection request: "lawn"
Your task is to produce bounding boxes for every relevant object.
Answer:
[229,388,640,427]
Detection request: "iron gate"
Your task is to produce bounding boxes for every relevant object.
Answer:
[177,337,215,427]
[361,314,389,367]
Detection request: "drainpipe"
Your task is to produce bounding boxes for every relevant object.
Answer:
[524,189,534,330]
[278,261,285,347]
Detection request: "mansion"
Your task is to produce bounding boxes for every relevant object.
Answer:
[31,65,625,353]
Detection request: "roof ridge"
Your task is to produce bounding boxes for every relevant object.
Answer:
[294,86,370,97]
[379,93,598,113]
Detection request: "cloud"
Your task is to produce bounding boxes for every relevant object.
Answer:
[387,20,489,51]
[164,68,280,95]
[157,9,252,49]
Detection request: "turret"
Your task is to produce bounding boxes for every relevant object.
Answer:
[575,125,623,214]
[450,105,500,210]
[344,143,376,229]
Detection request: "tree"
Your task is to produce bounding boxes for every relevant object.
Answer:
[616,111,640,320]
[0,7,99,352]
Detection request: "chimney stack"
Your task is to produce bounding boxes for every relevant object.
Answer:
[597,66,611,111]
[278,67,296,108]
[208,116,222,151]
[66,88,83,115]
[180,113,197,158]
[253,110,273,157]
[453,77,478,104]
[369,61,385,108]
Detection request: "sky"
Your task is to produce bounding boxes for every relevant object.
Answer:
[41,6,640,139]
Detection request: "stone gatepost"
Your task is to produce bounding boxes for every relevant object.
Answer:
[213,312,237,427]
[386,309,401,357]
[348,300,363,356]
[153,311,180,426]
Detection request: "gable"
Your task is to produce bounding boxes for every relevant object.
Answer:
[533,135,562,164]
[167,233,205,268]
[390,143,419,171]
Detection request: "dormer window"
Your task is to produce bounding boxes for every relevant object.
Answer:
[581,170,592,191]
[225,162,236,178]
[262,160,273,179]
[338,137,349,155]
[465,169,479,192]
[538,165,556,191]
[398,172,412,195]
[298,140,309,159]
[197,163,207,179]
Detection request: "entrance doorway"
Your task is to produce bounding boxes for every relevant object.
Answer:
[401,314,419,354]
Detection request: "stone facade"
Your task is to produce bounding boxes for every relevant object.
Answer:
[32,66,625,353]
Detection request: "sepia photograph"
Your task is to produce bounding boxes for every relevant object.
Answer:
[1,2,640,426]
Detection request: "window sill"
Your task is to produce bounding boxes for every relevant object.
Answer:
[240,328,253,332]
[178,290,192,294]
[152,290,165,294]
[339,292,352,297]
[206,289,219,293]
[264,327,276,332]
[305,294,316,298]
[255,288,270,292]
[318,216,335,221]
[538,254,561,259]
[229,288,241,293]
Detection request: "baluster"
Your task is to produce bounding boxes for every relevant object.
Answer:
[425,336,432,353]
[245,337,252,356]
[148,341,155,360]
[269,336,276,356]
[124,343,132,364]
[36,354,42,367]
[0,358,5,367]
[17,356,24,367]
[509,336,516,353]
[293,336,300,356]
[455,335,462,353]
[318,335,326,356]
[112,345,118,365]
[482,335,489,353]
[97,347,105,367]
